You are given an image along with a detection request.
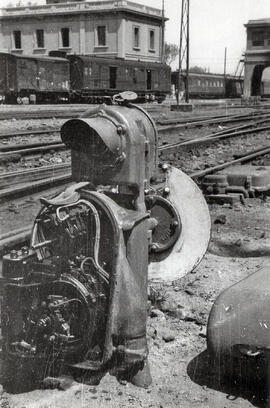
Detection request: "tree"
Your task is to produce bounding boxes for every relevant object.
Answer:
[164,42,179,66]
[189,66,207,74]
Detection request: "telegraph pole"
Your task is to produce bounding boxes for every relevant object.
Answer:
[161,0,165,63]
[178,0,190,104]
[224,47,227,97]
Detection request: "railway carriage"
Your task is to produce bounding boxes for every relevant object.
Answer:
[0,52,70,104]
[171,71,243,99]
[0,52,170,104]
[67,55,171,104]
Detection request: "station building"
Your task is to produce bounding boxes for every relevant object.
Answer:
[244,19,270,97]
[0,0,165,63]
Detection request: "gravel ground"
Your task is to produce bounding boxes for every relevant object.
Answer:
[1,105,270,407]
[160,129,270,174]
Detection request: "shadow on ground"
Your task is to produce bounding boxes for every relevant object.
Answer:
[208,239,270,258]
[187,349,268,408]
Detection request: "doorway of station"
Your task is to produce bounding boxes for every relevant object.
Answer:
[147,70,152,90]
[109,66,117,89]
[261,66,270,97]
[251,65,265,96]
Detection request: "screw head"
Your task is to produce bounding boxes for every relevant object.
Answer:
[162,163,169,172]
[163,187,170,196]
[171,220,179,229]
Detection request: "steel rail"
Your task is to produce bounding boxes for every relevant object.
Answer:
[190,145,270,179]
[0,172,72,201]
[157,112,245,126]
[0,140,63,152]
[159,122,270,152]
[157,110,259,126]
[0,163,70,189]
[0,143,65,159]
[0,110,83,121]
[158,111,270,133]
[0,129,60,140]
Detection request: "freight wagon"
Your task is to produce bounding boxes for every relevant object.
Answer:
[66,55,171,104]
[0,52,70,104]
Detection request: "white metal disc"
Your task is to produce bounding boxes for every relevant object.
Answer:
[148,166,211,282]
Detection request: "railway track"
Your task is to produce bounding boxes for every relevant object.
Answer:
[1,108,270,251]
[0,109,84,121]
[0,128,59,140]
[2,110,270,160]
[158,110,270,133]
[1,143,270,253]
[0,163,71,193]
[0,108,263,141]
[159,121,270,152]
[3,118,270,160]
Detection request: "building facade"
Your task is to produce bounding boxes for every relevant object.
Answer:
[0,0,166,62]
[244,19,270,97]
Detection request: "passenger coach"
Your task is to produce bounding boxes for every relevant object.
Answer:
[171,71,243,99]
[67,55,171,104]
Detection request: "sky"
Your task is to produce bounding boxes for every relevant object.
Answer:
[0,0,270,74]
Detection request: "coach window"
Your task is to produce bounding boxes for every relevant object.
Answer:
[149,30,155,51]
[97,26,106,46]
[13,30,21,49]
[252,31,264,46]
[36,29,44,48]
[61,28,70,48]
[133,26,140,49]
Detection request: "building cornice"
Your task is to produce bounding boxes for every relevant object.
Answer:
[244,19,270,28]
[0,0,168,22]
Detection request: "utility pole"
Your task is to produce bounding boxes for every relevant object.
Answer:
[161,0,165,63]
[178,0,190,104]
[224,47,227,98]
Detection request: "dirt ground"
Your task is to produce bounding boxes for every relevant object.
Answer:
[2,199,269,408]
[1,105,270,407]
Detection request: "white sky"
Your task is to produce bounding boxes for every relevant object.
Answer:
[0,0,270,74]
